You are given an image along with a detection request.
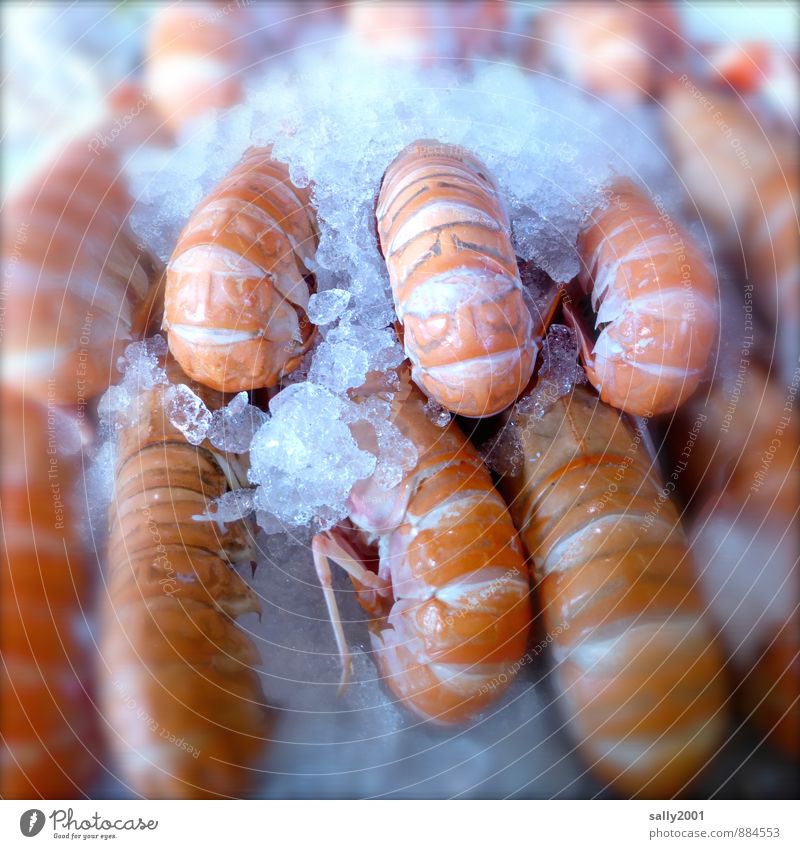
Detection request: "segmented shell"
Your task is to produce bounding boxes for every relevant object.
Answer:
[101,361,271,798]
[348,384,532,723]
[570,179,718,416]
[500,383,728,797]
[377,140,538,417]
[165,147,318,393]
[1,388,100,797]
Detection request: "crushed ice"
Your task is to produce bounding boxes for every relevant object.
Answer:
[165,384,212,446]
[248,383,377,529]
[423,398,452,428]
[207,391,268,453]
[307,288,351,325]
[125,50,676,530]
[516,324,586,420]
[194,487,257,531]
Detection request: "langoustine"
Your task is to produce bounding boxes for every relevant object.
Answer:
[1,387,100,797]
[498,375,728,797]
[565,178,719,416]
[377,140,550,417]
[164,147,318,393]
[2,133,164,405]
[311,374,532,724]
[100,358,272,798]
[661,76,795,245]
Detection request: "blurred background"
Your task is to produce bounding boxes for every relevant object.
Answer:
[1,1,797,800]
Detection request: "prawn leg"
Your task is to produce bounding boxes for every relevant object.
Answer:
[311,530,390,693]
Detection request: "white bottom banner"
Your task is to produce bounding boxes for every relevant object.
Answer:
[1,800,797,848]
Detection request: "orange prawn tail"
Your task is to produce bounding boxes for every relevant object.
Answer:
[501,384,728,797]
[101,361,272,798]
[569,179,718,416]
[165,147,318,393]
[376,140,539,417]
[1,388,101,798]
[365,386,532,723]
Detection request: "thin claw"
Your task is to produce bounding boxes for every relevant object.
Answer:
[250,560,258,579]
[337,655,354,696]
[312,534,354,691]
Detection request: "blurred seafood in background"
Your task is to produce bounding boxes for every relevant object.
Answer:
[1,1,797,801]
[146,3,344,134]
[1,388,100,798]
[348,0,508,64]
[101,355,273,799]
[499,359,729,798]
[523,2,684,102]
[145,2,260,134]
[2,132,164,404]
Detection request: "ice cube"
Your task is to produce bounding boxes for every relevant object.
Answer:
[194,487,256,530]
[423,398,451,428]
[516,324,586,421]
[116,338,168,390]
[249,382,377,528]
[481,421,524,478]
[165,383,212,445]
[208,391,269,453]
[307,288,351,325]
[97,384,131,428]
[308,341,369,393]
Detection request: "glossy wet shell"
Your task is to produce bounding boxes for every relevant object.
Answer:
[500,383,728,797]
[165,147,318,393]
[350,385,531,724]
[573,179,718,416]
[377,140,536,417]
[101,362,272,798]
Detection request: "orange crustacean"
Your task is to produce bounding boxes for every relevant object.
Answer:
[526,2,684,103]
[100,357,272,798]
[377,140,551,418]
[1,387,101,798]
[164,147,318,393]
[499,380,729,797]
[2,134,163,405]
[312,372,532,724]
[565,178,719,417]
